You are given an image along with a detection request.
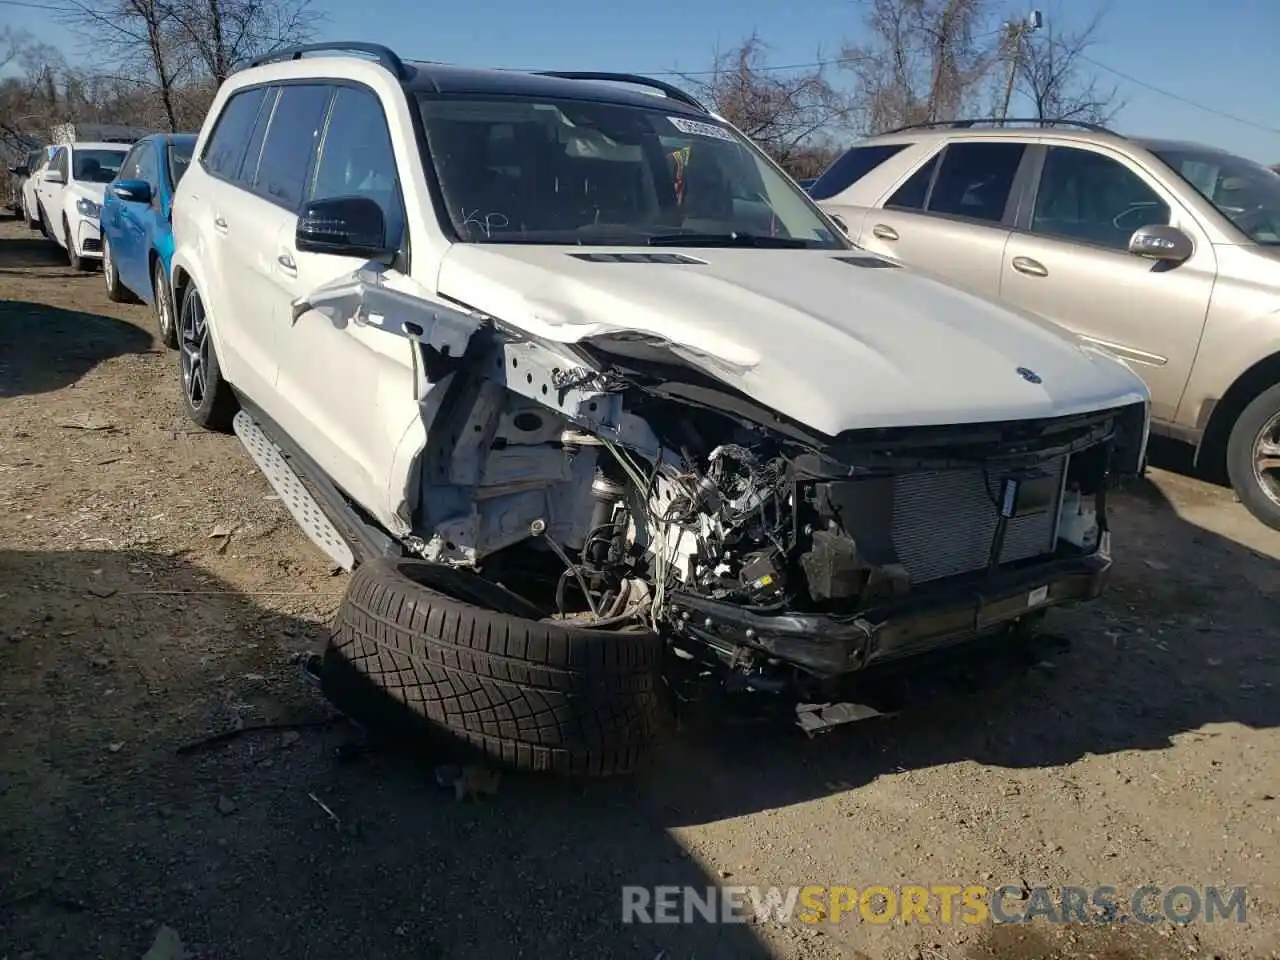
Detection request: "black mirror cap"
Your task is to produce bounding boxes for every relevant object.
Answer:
[11,165,30,177]
[296,196,391,258]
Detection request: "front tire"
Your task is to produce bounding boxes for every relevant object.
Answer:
[323,559,665,777]
[152,259,178,349]
[102,236,130,302]
[177,283,237,431]
[63,216,91,271]
[1226,382,1280,532]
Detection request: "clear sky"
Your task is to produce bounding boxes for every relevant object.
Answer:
[5,0,1279,163]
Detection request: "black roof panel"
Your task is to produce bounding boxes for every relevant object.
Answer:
[401,61,709,117]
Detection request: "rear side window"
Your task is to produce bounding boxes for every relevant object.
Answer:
[253,84,333,208]
[925,142,1026,223]
[203,87,268,180]
[808,144,910,201]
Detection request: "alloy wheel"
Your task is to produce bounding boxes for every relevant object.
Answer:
[1252,411,1280,509]
[179,290,209,409]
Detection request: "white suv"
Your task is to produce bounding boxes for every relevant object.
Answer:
[171,43,1150,775]
[32,141,130,269]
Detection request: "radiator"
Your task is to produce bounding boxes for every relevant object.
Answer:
[889,458,1066,584]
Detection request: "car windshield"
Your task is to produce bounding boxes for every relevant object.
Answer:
[168,140,195,186]
[1152,144,1280,244]
[72,148,127,184]
[416,94,844,248]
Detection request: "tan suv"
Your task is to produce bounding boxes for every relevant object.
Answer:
[813,119,1280,530]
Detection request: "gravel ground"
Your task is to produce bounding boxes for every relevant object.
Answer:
[2,215,1279,960]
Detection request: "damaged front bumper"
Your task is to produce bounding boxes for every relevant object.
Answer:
[665,540,1110,679]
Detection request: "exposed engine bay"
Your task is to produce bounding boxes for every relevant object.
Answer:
[402,319,1148,703]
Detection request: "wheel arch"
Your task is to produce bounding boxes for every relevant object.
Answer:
[1197,350,1280,472]
[168,253,228,363]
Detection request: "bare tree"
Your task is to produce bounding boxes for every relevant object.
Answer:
[57,0,187,130]
[841,0,1003,133]
[167,0,319,86]
[1015,6,1123,124]
[679,33,853,175]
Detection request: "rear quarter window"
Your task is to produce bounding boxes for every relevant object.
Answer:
[808,143,911,201]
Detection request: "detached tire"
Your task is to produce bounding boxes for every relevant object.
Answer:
[323,559,665,776]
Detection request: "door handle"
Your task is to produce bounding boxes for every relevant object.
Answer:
[1011,256,1048,277]
[212,215,228,233]
[276,253,296,275]
[871,223,899,241]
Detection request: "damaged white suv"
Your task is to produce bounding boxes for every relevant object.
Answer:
[171,42,1150,775]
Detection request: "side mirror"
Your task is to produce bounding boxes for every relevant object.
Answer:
[111,179,152,204]
[11,165,30,177]
[295,196,391,259]
[1128,224,1193,262]
[830,213,850,235]
[43,168,65,184]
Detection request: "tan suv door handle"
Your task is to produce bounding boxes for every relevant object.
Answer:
[1011,256,1048,277]
[871,223,899,241]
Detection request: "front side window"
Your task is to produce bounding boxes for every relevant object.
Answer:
[137,143,160,187]
[311,85,404,246]
[72,148,127,184]
[886,153,940,210]
[417,95,844,248]
[1152,144,1280,245]
[116,143,145,182]
[203,86,268,180]
[254,84,332,208]
[51,148,68,178]
[1031,147,1170,250]
[925,142,1025,223]
[808,143,910,201]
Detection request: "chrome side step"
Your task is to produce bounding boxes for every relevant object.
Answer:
[233,410,356,571]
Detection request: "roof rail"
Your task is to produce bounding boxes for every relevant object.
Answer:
[879,117,1119,136]
[246,42,409,81]
[534,71,708,113]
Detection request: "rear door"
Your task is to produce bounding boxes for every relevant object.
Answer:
[194,84,277,401]
[269,83,419,514]
[857,140,1031,298]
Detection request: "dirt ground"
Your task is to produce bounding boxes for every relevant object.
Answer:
[2,214,1279,960]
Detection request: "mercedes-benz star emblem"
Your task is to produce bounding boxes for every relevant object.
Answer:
[1016,367,1043,384]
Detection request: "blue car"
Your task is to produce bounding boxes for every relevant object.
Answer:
[101,133,198,348]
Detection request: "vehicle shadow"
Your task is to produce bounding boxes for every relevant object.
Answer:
[0,300,153,398]
[0,235,66,270]
[0,548,773,960]
[627,475,1280,825]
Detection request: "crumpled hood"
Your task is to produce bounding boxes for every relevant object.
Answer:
[436,244,1149,436]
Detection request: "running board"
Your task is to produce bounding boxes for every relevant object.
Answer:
[233,410,356,571]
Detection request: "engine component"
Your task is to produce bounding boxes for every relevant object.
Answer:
[799,527,865,602]
[739,548,785,602]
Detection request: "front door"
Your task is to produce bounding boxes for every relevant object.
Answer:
[269,83,420,518]
[999,144,1216,423]
[37,147,69,240]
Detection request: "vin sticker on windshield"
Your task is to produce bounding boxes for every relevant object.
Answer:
[667,116,735,142]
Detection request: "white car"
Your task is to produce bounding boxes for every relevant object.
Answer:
[171,42,1151,776]
[32,141,130,269]
[20,147,53,231]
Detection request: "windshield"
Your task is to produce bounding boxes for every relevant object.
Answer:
[72,148,127,184]
[417,94,844,248]
[168,140,195,186]
[1152,145,1280,244]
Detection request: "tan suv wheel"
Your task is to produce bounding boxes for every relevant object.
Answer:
[1226,382,1280,532]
